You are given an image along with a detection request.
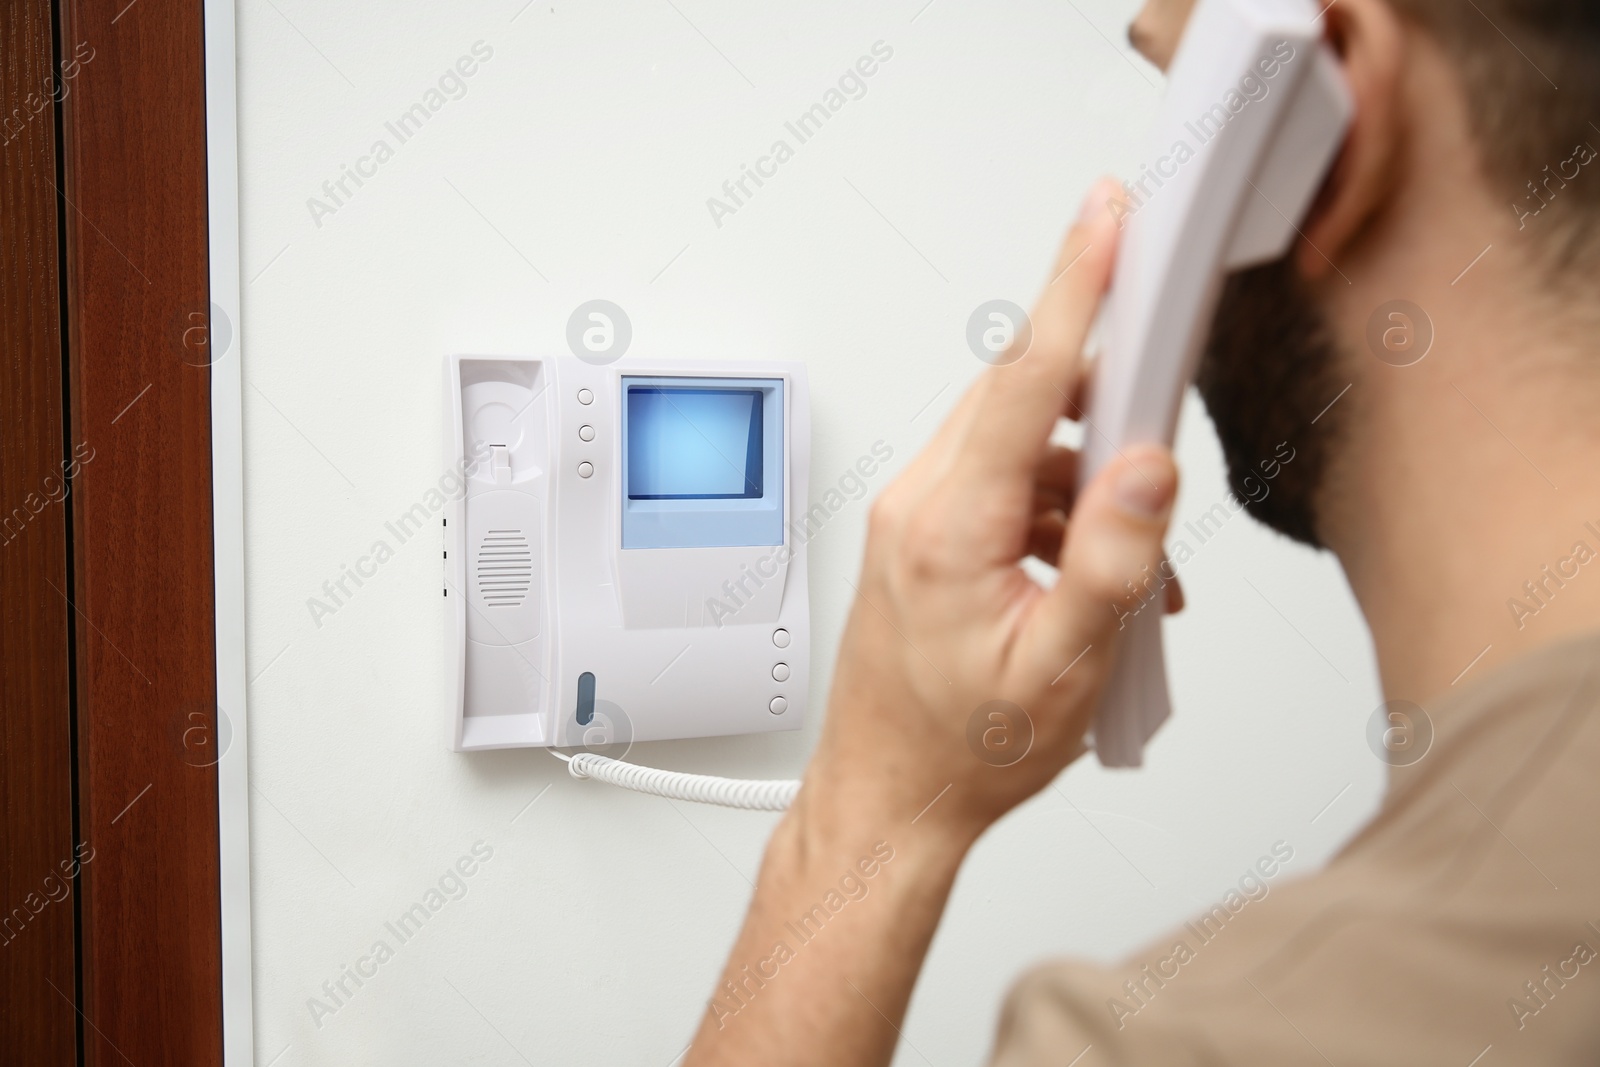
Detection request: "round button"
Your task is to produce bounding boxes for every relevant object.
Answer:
[578,424,595,442]
[772,663,790,682]
[577,388,594,405]
[768,696,787,715]
[772,628,790,648]
[577,461,594,478]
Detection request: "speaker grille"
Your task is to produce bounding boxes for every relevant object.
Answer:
[477,530,532,607]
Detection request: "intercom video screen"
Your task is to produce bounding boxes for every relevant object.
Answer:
[626,387,764,500]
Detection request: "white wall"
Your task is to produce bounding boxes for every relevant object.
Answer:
[235,1,1384,1063]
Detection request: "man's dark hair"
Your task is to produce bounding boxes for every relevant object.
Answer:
[1396,0,1600,267]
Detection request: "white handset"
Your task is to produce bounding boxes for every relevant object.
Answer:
[1080,0,1352,766]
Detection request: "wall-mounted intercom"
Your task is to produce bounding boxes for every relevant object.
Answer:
[1081,0,1351,766]
[444,355,810,752]
[443,0,1346,794]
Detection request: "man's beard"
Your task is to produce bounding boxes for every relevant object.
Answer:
[1194,256,1349,550]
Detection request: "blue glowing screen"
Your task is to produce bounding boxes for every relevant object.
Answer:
[626,387,763,500]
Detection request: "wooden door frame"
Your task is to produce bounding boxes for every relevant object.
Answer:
[0,1,79,1061]
[2,0,251,1062]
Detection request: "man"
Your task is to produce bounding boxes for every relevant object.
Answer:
[687,0,1600,1062]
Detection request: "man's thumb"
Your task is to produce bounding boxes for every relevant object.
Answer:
[1037,445,1178,680]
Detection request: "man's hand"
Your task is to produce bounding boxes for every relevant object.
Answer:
[803,178,1178,839]
[686,179,1178,1067]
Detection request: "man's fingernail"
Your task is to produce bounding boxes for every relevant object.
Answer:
[1114,456,1175,519]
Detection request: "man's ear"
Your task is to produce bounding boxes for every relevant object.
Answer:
[1296,0,1407,281]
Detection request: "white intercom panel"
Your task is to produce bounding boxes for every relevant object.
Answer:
[444,355,810,751]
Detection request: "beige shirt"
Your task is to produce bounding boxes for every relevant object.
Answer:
[989,629,1600,1066]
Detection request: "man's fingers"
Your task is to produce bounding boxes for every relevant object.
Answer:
[1018,444,1178,695]
[871,372,996,540]
[1026,507,1067,564]
[1035,445,1079,495]
[1066,353,1096,421]
[1165,573,1186,614]
[897,374,990,491]
[953,178,1122,489]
